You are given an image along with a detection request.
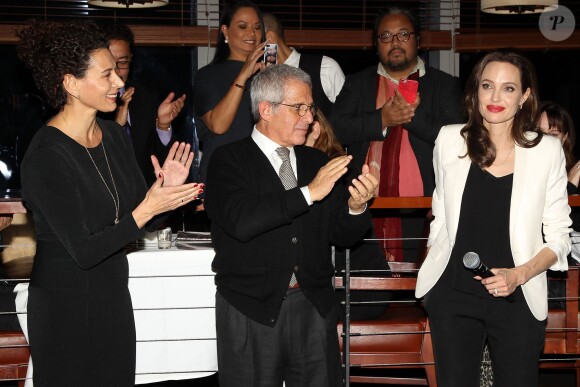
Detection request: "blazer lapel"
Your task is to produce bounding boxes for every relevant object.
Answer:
[510,144,527,239]
[450,165,470,245]
[449,138,470,245]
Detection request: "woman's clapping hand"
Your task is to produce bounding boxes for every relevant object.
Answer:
[151,142,194,187]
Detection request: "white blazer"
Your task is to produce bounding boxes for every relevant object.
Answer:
[416,124,572,320]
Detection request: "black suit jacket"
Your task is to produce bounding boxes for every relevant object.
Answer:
[100,81,175,186]
[330,65,463,195]
[204,136,371,327]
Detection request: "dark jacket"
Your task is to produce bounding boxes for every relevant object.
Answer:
[204,137,371,327]
[330,65,463,196]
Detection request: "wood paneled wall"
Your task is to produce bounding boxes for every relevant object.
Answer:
[1,24,578,51]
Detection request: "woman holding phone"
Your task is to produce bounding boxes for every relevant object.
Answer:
[193,0,266,182]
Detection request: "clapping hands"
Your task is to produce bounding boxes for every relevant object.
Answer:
[151,142,194,187]
[347,164,378,213]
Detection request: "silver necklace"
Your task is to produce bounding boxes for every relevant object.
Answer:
[492,145,514,166]
[85,137,120,224]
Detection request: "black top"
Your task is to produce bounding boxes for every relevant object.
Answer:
[567,181,578,195]
[193,60,255,182]
[441,163,524,301]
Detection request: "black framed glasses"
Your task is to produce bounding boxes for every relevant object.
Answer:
[270,102,318,117]
[115,60,131,70]
[377,31,415,43]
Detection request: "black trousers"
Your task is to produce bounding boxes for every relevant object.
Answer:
[425,284,546,387]
[215,289,343,387]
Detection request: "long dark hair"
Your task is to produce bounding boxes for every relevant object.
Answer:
[211,0,265,65]
[461,51,541,167]
[311,110,345,159]
[540,101,576,170]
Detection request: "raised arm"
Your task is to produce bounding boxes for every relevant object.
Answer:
[197,44,266,135]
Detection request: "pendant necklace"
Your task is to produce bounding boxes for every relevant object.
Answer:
[84,124,120,224]
[492,145,514,166]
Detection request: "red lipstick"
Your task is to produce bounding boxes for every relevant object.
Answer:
[486,105,505,113]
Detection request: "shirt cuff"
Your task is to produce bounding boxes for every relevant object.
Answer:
[349,203,367,215]
[382,126,389,137]
[156,127,172,146]
[300,186,313,205]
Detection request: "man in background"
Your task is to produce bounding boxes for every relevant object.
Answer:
[263,12,345,116]
[101,24,186,185]
[330,5,463,262]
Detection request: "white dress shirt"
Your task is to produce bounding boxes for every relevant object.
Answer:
[284,48,345,103]
[251,127,312,204]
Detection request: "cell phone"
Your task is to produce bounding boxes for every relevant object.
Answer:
[398,78,418,104]
[263,43,278,67]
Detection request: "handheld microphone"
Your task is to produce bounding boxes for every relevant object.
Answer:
[463,252,494,278]
[463,252,514,302]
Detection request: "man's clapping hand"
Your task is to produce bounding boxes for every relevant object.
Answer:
[347,164,378,213]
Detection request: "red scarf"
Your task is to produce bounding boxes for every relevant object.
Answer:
[365,71,419,261]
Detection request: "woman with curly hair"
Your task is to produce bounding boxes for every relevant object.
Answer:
[416,51,571,386]
[18,21,202,385]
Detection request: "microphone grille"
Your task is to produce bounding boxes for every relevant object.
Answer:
[463,252,480,269]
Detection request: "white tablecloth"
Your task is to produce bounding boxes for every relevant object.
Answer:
[15,246,218,385]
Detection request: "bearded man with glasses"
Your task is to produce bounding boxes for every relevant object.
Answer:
[330,4,463,264]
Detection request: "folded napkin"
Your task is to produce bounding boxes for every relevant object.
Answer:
[175,231,213,250]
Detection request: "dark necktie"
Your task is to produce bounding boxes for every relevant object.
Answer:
[275,147,299,288]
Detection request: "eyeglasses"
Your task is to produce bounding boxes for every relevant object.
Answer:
[270,102,318,117]
[115,60,131,70]
[377,31,415,43]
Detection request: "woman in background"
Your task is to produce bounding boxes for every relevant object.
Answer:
[306,111,392,320]
[538,101,578,193]
[18,21,202,386]
[416,51,571,387]
[193,0,266,182]
[305,110,345,158]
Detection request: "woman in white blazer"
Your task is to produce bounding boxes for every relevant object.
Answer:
[415,51,571,387]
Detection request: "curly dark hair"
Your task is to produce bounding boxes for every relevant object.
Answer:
[17,20,109,110]
[461,50,541,167]
[211,0,265,65]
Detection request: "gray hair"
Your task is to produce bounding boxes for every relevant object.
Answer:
[250,64,312,121]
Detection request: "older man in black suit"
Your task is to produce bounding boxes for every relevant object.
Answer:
[205,64,378,387]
